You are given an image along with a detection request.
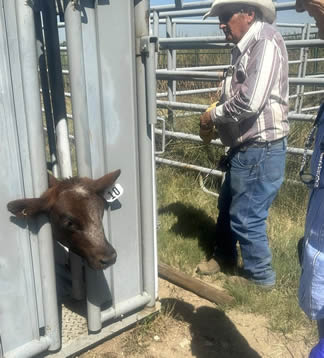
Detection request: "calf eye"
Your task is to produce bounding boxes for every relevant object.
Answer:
[62,216,79,231]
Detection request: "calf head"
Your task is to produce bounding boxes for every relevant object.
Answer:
[7,170,121,270]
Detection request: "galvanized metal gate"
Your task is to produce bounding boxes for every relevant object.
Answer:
[0,0,158,357]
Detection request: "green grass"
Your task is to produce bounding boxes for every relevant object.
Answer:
[156,156,317,343]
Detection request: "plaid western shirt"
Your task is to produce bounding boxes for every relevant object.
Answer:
[210,21,289,148]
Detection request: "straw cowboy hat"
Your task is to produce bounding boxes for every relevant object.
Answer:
[203,0,276,24]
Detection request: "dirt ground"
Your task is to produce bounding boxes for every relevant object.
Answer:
[79,278,312,358]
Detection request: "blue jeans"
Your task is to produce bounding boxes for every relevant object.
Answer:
[299,185,324,320]
[215,138,287,285]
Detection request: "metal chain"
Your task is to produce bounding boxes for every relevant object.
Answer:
[300,125,317,174]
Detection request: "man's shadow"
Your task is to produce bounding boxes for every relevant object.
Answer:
[159,202,218,258]
[160,298,261,358]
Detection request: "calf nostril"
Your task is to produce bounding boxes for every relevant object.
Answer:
[100,252,117,266]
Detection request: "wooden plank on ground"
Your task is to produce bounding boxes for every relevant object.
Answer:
[158,262,234,305]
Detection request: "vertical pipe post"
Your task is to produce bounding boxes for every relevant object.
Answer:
[294,24,307,113]
[172,20,177,102]
[43,0,73,179]
[63,0,102,331]
[15,0,60,351]
[135,0,158,306]
[34,11,59,177]
[297,23,311,113]
[61,0,86,303]
[152,10,159,69]
[43,0,85,301]
[166,16,174,128]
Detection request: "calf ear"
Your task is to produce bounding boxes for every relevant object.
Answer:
[92,169,121,193]
[7,198,48,218]
[48,172,59,188]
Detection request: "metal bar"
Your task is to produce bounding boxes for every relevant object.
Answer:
[155,18,306,28]
[150,0,212,11]
[306,73,324,78]
[175,0,183,9]
[157,99,207,111]
[159,37,324,50]
[5,337,51,358]
[157,86,221,97]
[63,0,96,327]
[15,0,60,351]
[152,10,159,68]
[155,127,222,145]
[157,69,324,84]
[160,42,233,50]
[289,77,324,85]
[176,64,229,71]
[166,16,175,126]
[172,21,177,101]
[155,117,166,154]
[142,37,158,125]
[34,11,58,177]
[301,106,321,112]
[306,57,324,63]
[43,0,73,180]
[156,100,318,122]
[290,89,324,98]
[155,128,313,156]
[135,0,158,306]
[157,69,223,80]
[294,23,308,112]
[162,58,320,71]
[101,293,151,323]
[155,2,296,18]
[166,17,174,99]
[298,24,311,113]
[156,157,223,176]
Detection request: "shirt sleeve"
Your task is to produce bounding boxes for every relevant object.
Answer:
[211,39,280,125]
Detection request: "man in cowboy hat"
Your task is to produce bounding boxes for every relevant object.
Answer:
[198,0,289,289]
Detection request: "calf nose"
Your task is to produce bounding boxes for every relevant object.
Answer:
[100,251,117,267]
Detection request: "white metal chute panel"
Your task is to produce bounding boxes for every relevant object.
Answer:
[0,85,40,354]
[81,1,143,304]
[0,1,60,356]
[0,4,40,355]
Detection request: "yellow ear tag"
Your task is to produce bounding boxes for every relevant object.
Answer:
[206,101,218,113]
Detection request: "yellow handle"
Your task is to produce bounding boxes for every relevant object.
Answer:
[206,101,218,113]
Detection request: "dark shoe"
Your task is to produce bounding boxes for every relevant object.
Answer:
[196,258,221,275]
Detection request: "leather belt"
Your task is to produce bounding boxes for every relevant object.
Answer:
[239,137,285,151]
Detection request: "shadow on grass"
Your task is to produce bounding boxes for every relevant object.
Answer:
[160,297,261,358]
[159,202,217,258]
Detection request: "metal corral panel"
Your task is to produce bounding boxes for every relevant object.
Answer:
[0,1,60,356]
[63,0,158,334]
[83,0,143,304]
[1,0,157,356]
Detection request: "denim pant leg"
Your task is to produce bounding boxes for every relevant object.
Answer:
[299,188,324,320]
[229,139,286,284]
[215,171,238,260]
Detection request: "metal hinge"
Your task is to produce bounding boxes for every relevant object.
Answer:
[139,35,159,56]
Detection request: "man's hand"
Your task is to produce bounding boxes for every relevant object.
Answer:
[200,110,217,144]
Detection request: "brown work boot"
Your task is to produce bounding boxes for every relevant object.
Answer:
[196,258,221,275]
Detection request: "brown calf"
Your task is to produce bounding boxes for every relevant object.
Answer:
[7,170,121,270]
